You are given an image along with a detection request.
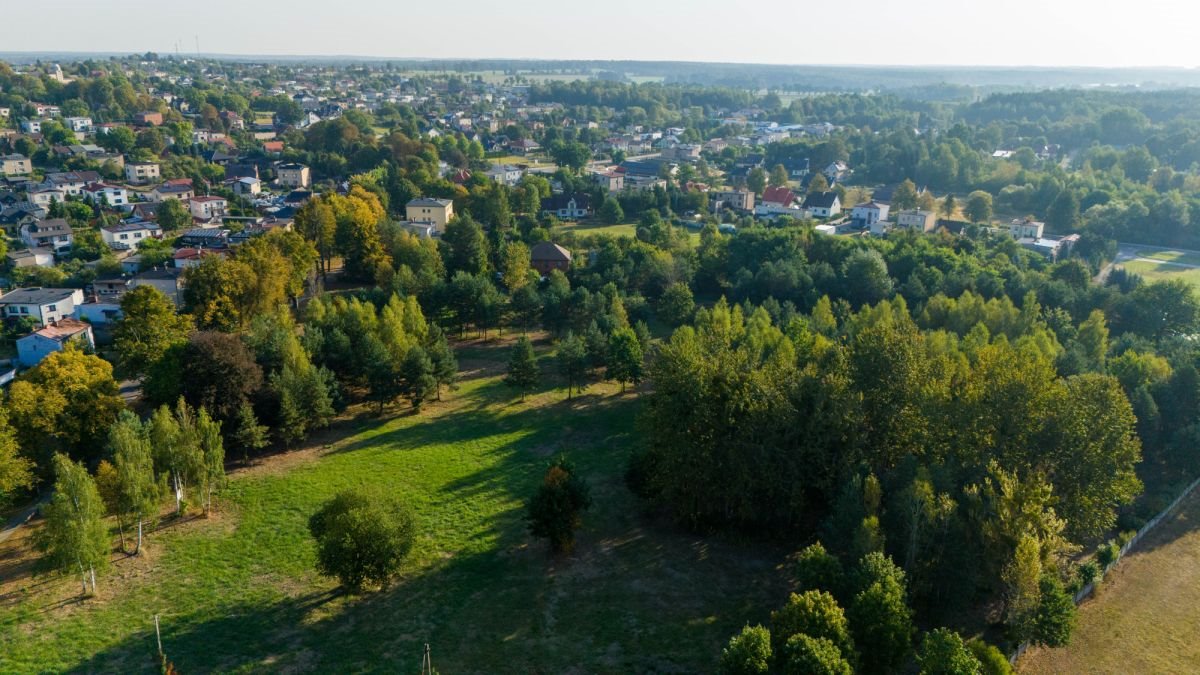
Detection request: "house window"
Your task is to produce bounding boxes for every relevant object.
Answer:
[19,307,28,314]
[47,305,56,312]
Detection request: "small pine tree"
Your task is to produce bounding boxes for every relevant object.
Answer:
[425,327,458,401]
[527,456,592,554]
[505,336,540,401]
[557,332,588,399]
[232,402,269,462]
[400,346,437,410]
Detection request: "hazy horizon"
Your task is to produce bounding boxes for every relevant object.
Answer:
[5,0,1198,69]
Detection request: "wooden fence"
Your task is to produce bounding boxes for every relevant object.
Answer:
[1009,475,1200,665]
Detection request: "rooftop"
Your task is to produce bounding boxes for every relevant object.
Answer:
[0,287,78,305]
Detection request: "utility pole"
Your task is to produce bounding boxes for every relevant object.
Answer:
[420,643,434,675]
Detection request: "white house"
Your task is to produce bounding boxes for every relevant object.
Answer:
[83,182,128,206]
[485,164,523,186]
[802,191,842,218]
[231,176,262,196]
[101,222,162,250]
[0,287,85,325]
[16,318,94,368]
[125,162,161,185]
[895,209,937,233]
[541,193,592,219]
[851,201,890,227]
[28,188,68,209]
[1010,218,1045,239]
[20,119,43,134]
[64,116,93,133]
[276,163,311,188]
[20,218,74,251]
[6,248,55,269]
[189,196,228,220]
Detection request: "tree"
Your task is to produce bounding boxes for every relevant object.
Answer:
[964,191,994,224]
[399,346,437,410]
[719,624,772,675]
[107,412,161,554]
[916,629,982,675]
[113,286,192,376]
[308,490,416,591]
[149,400,203,516]
[781,634,853,675]
[1046,189,1081,231]
[770,591,856,666]
[35,454,109,596]
[808,173,830,194]
[1003,533,1042,639]
[505,336,540,401]
[442,215,490,276]
[657,282,695,327]
[1032,574,1076,647]
[295,197,337,279]
[177,332,264,425]
[606,327,644,392]
[598,197,624,225]
[425,328,458,401]
[769,164,789,188]
[527,456,592,554]
[0,406,33,509]
[8,347,125,467]
[231,402,269,462]
[848,552,915,673]
[940,194,957,219]
[500,240,532,291]
[156,198,191,231]
[841,248,894,308]
[511,284,542,334]
[795,542,846,599]
[557,332,588,399]
[196,408,224,515]
[747,167,767,195]
[892,179,920,210]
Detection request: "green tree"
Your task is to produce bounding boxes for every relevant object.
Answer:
[295,197,337,279]
[769,164,789,188]
[606,327,645,392]
[917,629,983,675]
[0,407,33,508]
[841,248,894,308]
[795,542,846,599]
[399,345,437,410]
[500,240,532,291]
[557,332,589,399]
[598,197,624,224]
[156,197,191,231]
[964,191,994,224]
[527,456,592,554]
[808,173,830,193]
[1046,190,1081,230]
[442,215,490,276]
[892,179,920,210]
[940,193,957,219]
[719,624,772,675]
[505,336,540,401]
[747,167,767,195]
[113,285,192,376]
[657,282,696,326]
[511,284,542,334]
[149,400,204,516]
[232,402,269,462]
[196,408,224,515]
[107,412,161,554]
[35,454,110,596]
[848,552,915,673]
[770,591,856,666]
[781,634,853,675]
[425,327,458,401]
[308,490,416,591]
[1032,574,1076,647]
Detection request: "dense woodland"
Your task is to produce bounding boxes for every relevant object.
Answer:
[5,57,1200,672]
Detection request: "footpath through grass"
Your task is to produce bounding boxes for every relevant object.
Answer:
[1018,487,1200,673]
[0,336,789,673]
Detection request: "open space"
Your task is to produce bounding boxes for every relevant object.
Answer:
[0,337,789,674]
[1018,488,1200,673]
[1118,259,1200,289]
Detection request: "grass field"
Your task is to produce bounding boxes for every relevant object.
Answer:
[1018,488,1200,673]
[1134,248,1200,266]
[0,336,788,673]
[1119,259,1200,289]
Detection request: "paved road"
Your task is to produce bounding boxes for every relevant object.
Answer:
[0,494,48,545]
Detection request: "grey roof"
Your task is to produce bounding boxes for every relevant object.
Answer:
[803,191,840,209]
[407,197,453,208]
[0,287,77,305]
[103,222,162,233]
[531,242,572,262]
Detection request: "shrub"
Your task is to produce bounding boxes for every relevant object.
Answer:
[1116,529,1137,547]
[308,490,416,591]
[780,634,852,675]
[1077,561,1100,586]
[770,591,855,666]
[718,624,771,675]
[915,628,981,675]
[794,542,845,600]
[527,456,592,554]
[968,639,1014,675]
[1096,540,1120,568]
[1032,574,1077,647]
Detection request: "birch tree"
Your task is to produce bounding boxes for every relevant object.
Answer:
[109,412,162,554]
[35,454,109,596]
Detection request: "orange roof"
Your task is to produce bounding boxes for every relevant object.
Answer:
[34,318,90,340]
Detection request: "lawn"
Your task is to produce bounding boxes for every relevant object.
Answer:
[1119,259,1200,289]
[559,221,702,245]
[0,336,789,673]
[1018,487,1200,673]
[1134,248,1200,266]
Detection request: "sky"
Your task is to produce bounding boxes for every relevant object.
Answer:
[6,0,1199,68]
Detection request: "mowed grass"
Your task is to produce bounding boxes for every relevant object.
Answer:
[1134,248,1200,266]
[1018,488,1200,673]
[559,221,702,244]
[1120,259,1200,289]
[0,337,788,673]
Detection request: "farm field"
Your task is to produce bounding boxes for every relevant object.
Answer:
[1018,488,1200,673]
[0,336,789,674]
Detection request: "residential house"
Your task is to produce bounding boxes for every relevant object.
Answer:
[225,163,259,181]
[27,187,67,209]
[90,277,130,300]
[130,268,184,305]
[0,154,31,175]
[173,247,224,268]
[125,162,161,184]
[510,138,541,154]
[803,191,842,218]
[20,218,74,251]
[277,163,311,188]
[541,193,592,220]
[16,318,95,368]
[761,186,798,208]
[6,248,55,269]
[850,201,890,227]
[711,189,756,213]
[590,167,624,192]
[405,197,455,232]
[19,120,43,134]
[189,196,228,220]
[45,171,101,195]
[64,116,93,133]
[150,182,194,202]
[135,111,164,126]
[101,222,161,250]
[530,242,572,275]
[781,157,811,179]
[83,182,128,206]
[485,164,523,186]
[823,161,850,182]
[895,209,938,233]
[1010,217,1045,239]
[0,203,46,236]
[231,176,262,196]
[0,287,84,325]
[262,140,284,155]
[177,228,229,248]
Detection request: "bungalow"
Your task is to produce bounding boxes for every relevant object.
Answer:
[511,138,541,154]
[541,193,592,220]
[6,247,55,269]
[101,221,161,250]
[802,191,842,218]
[0,287,85,325]
[761,186,798,208]
[530,242,572,275]
[262,140,284,155]
[20,218,74,251]
[27,187,68,209]
[188,196,227,220]
[16,318,95,368]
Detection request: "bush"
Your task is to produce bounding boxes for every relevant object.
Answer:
[527,456,592,554]
[1032,574,1077,647]
[308,490,416,591]
[718,624,772,675]
[915,628,981,675]
[781,634,852,675]
[794,542,845,600]
[1077,561,1100,586]
[968,639,1014,675]
[624,447,659,499]
[1116,529,1137,547]
[1096,540,1120,568]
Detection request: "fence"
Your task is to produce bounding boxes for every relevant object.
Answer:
[1009,474,1200,665]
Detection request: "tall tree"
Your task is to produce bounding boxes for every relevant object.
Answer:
[0,406,33,508]
[964,190,994,224]
[557,332,588,399]
[442,215,490,276]
[892,179,920,210]
[231,402,269,462]
[769,164,789,188]
[295,196,337,279]
[747,167,767,195]
[505,336,541,401]
[149,400,203,516]
[196,408,225,515]
[113,285,192,377]
[35,454,110,596]
[527,456,592,554]
[606,327,644,392]
[107,412,161,554]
